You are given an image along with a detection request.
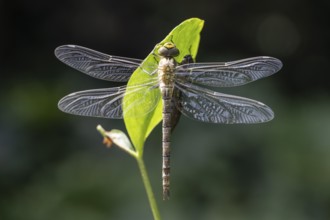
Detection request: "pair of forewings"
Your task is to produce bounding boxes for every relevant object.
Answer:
[56,45,282,124]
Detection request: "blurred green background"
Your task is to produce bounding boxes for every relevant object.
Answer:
[1,0,330,219]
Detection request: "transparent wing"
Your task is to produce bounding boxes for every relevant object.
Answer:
[176,56,282,87]
[55,45,143,82]
[58,86,126,119]
[169,55,195,131]
[175,81,274,124]
[58,79,160,119]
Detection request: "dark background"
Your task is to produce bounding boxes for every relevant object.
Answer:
[1,0,330,219]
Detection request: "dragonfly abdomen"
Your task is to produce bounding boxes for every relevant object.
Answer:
[162,98,172,200]
[158,55,177,200]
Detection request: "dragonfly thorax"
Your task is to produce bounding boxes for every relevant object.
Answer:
[158,56,177,99]
[158,42,180,57]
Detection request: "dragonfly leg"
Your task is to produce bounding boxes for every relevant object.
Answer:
[139,66,157,75]
[139,55,159,75]
[148,84,159,90]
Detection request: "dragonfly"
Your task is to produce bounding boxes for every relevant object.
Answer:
[55,42,282,200]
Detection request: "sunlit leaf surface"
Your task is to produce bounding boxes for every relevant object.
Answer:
[123,18,204,154]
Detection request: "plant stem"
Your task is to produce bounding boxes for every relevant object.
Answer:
[136,156,161,220]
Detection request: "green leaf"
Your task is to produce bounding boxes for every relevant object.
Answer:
[123,18,204,154]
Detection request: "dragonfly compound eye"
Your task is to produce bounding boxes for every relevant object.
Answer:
[158,42,180,57]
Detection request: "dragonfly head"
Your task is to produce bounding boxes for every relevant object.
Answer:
[158,42,180,57]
